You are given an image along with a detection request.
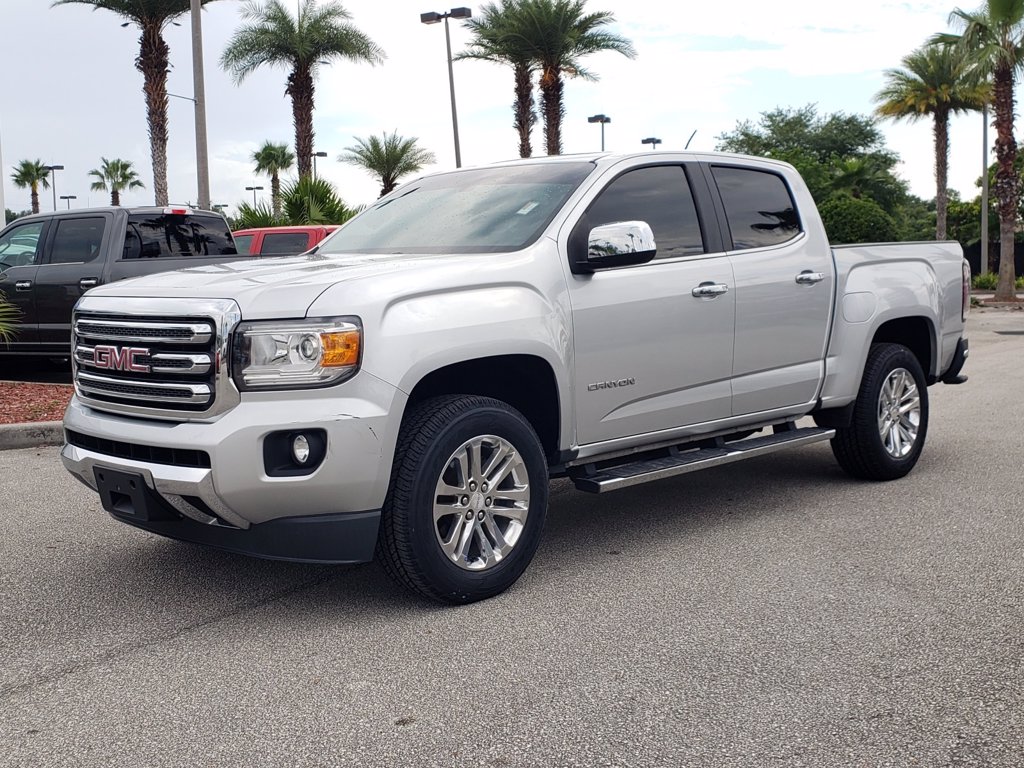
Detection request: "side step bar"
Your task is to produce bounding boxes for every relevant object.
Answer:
[570,425,836,493]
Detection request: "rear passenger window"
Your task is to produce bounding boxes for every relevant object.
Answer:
[711,166,801,249]
[260,232,310,255]
[233,234,254,255]
[124,214,237,259]
[579,165,705,260]
[48,217,106,264]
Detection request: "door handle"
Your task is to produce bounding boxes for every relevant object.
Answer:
[79,278,99,289]
[15,280,32,292]
[795,271,825,285]
[691,282,729,298]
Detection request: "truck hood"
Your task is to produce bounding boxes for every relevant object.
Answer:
[88,251,480,318]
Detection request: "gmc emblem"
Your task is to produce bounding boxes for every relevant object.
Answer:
[93,345,151,373]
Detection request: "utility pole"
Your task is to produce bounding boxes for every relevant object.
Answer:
[0,119,6,219]
[980,105,989,275]
[191,0,211,210]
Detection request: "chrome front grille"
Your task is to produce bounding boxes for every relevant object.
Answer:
[72,296,241,421]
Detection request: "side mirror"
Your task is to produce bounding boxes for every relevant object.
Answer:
[582,221,657,271]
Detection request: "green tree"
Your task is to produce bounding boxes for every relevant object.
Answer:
[875,42,988,240]
[235,176,359,227]
[252,141,295,217]
[88,157,145,206]
[339,132,436,197]
[458,0,539,158]
[936,1,1024,301]
[222,0,384,179]
[11,160,51,215]
[830,155,908,211]
[0,292,19,344]
[5,208,31,225]
[819,195,899,244]
[53,1,218,205]
[517,0,635,155]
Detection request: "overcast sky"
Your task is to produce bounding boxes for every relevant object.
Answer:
[0,0,991,217]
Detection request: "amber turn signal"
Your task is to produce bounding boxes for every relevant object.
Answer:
[320,330,360,367]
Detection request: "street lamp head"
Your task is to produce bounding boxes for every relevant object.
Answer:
[588,114,610,124]
[45,164,65,171]
[420,11,442,23]
[450,7,472,18]
[245,186,264,191]
[60,195,77,200]
[641,137,662,147]
[313,151,328,158]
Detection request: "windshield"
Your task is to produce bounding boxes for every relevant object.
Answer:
[319,162,595,255]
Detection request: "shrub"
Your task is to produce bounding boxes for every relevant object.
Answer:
[818,195,899,245]
[972,272,999,290]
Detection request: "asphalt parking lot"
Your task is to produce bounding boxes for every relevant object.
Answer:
[1,309,1021,767]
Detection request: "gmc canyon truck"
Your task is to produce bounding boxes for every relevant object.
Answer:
[61,153,970,604]
[0,206,238,356]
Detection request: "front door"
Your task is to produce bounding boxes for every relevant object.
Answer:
[566,163,736,446]
[0,219,48,350]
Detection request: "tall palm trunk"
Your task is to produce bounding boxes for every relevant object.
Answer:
[112,189,121,207]
[271,171,282,217]
[513,61,535,158]
[288,65,316,179]
[539,67,564,156]
[138,22,171,206]
[30,183,39,215]
[992,64,1019,301]
[933,108,949,241]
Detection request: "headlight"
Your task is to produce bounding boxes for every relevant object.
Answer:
[232,317,361,390]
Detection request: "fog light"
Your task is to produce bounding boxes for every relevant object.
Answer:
[292,434,311,465]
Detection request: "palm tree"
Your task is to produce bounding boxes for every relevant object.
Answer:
[222,0,385,179]
[0,292,19,345]
[936,2,1024,301]
[875,43,988,240]
[252,141,295,217]
[88,157,145,206]
[11,160,51,214]
[517,0,635,156]
[458,1,538,158]
[340,132,436,197]
[53,1,217,206]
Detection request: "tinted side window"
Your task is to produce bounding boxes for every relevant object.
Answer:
[48,217,106,264]
[260,232,310,255]
[711,166,801,249]
[234,234,254,255]
[124,214,237,259]
[0,221,45,267]
[581,166,704,260]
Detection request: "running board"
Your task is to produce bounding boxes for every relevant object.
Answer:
[570,426,836,493]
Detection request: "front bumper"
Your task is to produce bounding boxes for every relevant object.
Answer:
[61,371,405,563]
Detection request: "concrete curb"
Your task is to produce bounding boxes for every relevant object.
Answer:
[0,421,63,451]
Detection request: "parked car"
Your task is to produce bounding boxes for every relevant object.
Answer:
[62,152,970,604]
[0,206,240,356]
[232,225,338,257]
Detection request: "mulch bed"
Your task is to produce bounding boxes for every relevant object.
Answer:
[0,382,74,424]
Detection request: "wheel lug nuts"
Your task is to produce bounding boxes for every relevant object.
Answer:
[477,511,485,521]
[465,510,474,520]
[469,482,477,491]
[481,483,488,493]
[485,498,492,507]
[460,496,469,506]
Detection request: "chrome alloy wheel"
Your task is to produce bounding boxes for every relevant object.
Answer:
[432,435,531,571]
[877,367,921,459]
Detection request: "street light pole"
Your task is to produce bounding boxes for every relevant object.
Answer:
[60,195,77,209]
[245,185,264,206]
[587,114,611,151]
[421,8,472,168]
[190,0,211,210]
[45,165,64,211]
[312,151,327,180]
[981,105,989,275]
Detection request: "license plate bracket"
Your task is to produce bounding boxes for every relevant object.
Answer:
[94,467,159,521]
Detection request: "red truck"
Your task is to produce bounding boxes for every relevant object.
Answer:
[232,225,338,257]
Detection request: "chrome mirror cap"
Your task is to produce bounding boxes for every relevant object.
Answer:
[587,221,657,266]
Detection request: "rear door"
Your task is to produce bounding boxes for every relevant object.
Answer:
[708,164,833,415]
[34,214,111,350]
[566,162,735,446]
[0,219,48,349]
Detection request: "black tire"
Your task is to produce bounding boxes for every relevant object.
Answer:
[377,395,549,604]
[831,342,929,481]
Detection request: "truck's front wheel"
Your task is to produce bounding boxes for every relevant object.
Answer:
[377,395,548,604]
[831,342,929,481]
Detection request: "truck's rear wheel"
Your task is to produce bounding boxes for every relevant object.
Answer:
[377,395,548,604]
[831,342,929,481]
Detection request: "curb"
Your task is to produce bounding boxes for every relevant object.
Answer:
[0,421,64,451]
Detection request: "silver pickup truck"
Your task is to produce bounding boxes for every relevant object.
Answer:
[61,152,970,603]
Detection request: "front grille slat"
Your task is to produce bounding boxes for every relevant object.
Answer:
[73,311,220,415]
[66,429,211,468]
